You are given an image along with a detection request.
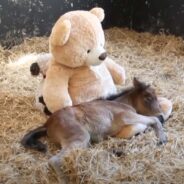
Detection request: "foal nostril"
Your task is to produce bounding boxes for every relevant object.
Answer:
[99,52,107,60]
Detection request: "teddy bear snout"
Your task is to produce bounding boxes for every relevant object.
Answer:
[99,52,107,61]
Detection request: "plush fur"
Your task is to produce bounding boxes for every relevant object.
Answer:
[31,7,126,113]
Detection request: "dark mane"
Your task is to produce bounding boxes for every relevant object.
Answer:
[106,87,134,101]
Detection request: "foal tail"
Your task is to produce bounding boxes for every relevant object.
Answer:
[21,125,47,153]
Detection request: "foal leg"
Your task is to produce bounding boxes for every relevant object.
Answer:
[116,124,147,139]
[116,112,167,144]
[49,131,90,184]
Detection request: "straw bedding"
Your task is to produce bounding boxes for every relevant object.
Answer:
[0,28,184,184]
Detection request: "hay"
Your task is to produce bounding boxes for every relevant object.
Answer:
[0,28,184,184]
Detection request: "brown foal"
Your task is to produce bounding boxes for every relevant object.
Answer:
[21,78,166,183]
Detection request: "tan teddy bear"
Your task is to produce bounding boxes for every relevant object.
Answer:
[31,7,126,113]
[31,7,172,121]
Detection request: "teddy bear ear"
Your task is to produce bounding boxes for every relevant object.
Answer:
[50,19,71,46]
[90,7,105,22]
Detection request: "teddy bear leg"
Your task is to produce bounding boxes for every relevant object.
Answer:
[35,79,45,112]
[158,97,173,122]
[35,79,52,116]
[36,95,52,116]
[35,95,45,113]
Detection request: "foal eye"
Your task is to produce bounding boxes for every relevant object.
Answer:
[87,49,91,53]
[145,97,152,102]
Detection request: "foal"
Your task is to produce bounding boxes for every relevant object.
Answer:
[21,78,166,183]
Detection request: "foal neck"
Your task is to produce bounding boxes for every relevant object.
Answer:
[109,87,136,106]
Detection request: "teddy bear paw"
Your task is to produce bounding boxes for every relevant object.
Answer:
[30,62,40,76]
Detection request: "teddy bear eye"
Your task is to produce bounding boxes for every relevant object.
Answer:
[87,49,91,53]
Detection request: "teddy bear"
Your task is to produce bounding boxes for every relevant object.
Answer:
[30,7,172,121]
[30,7,126,114]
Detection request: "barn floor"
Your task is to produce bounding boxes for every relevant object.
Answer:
[0,28,184,184]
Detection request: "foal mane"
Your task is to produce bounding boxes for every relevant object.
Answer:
[106,86,135,101]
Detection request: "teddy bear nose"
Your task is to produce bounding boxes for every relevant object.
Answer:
[99,52,107,60]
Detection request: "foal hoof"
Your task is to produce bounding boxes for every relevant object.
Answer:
[30,62,40,76]
[111,149,125,157]
[135,132,141,136]
[157,137,168,146]
[37,145,47,153]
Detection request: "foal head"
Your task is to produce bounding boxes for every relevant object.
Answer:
[131,78,162,117]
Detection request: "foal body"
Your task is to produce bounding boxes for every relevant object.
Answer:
[22,78,167,183]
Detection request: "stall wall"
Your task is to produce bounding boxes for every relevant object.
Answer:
[0,0,184,48]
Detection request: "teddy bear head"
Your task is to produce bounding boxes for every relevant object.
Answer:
[49,7,107,68]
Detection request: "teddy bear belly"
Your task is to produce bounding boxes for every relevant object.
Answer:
[68,64,117,104]
[69,74,117,105]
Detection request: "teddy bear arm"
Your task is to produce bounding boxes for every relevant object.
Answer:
[30,53,52,77]
[104,58,126,85]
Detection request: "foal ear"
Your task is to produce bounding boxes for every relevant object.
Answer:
[133,77,148,89]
